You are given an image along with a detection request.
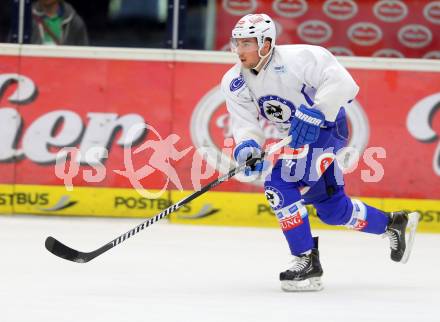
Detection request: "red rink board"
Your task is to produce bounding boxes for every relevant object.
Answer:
[0,53,439,199]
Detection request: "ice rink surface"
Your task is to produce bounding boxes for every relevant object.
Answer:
[0,215,438,322]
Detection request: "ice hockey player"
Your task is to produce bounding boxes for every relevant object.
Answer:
[221,13,420,292]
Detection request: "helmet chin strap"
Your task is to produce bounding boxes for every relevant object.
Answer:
[252,46,273,71]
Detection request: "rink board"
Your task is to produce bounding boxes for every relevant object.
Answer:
[0,184,439,233]
[1,46,440,233]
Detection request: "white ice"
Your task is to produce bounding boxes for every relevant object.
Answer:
[0,215,438,322]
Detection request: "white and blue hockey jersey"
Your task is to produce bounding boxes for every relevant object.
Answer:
[221,45,359,146]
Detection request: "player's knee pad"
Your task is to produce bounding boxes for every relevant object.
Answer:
[314,190,353,226]
[264,179,302,211]
[263,181,307,230]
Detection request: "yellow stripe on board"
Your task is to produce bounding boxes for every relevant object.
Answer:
[0,184,172,218]
[170,191,440,233]
[0,184,439,233]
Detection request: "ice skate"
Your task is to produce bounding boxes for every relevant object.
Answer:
[384,211,420,263]
[280,239,324,292]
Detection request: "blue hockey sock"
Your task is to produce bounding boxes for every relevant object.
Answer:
[362,204,390,234]
[273,200,314,255]
[283,215,314,255]
[344,199,389,234]
[312,188,390,235]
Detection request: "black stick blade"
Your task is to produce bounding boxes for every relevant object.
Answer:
[45,236,91,263]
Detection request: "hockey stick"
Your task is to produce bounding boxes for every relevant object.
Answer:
[45,136,292,263]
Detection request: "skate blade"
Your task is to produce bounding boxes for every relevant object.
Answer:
[401,212,420,264]
[281,277,324,292]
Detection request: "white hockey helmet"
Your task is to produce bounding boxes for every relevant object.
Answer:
[231,14,276,50]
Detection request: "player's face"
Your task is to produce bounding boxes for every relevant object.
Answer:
[230,38,261,69]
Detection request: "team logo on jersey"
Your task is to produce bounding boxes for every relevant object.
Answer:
[316,153,336,177]
[265,186,284,210]
[272,0,308,18]
[423,1,440,25]
[372,49,404,58]
[258,95,295,123]
[273,65,286,73]
[347,22,383,46]
[229,75,245,92]
[398,24,432,48]
[190,86,369,187]
[373,0,408,23]
[323,0,358,21]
